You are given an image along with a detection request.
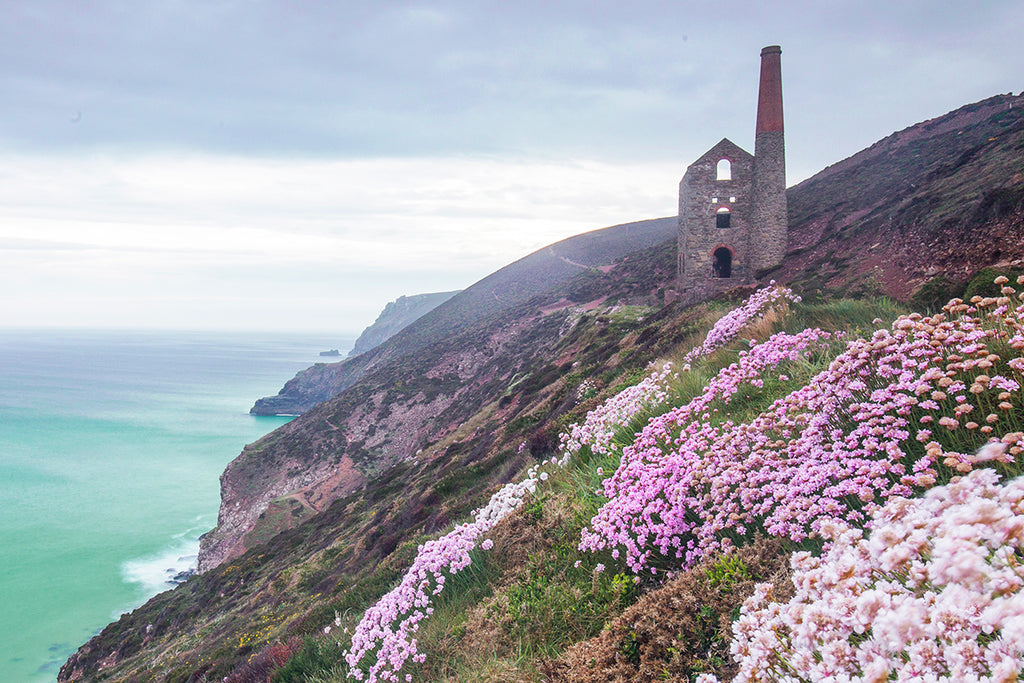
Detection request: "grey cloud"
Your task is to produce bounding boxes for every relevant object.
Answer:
[1,0,1022,173]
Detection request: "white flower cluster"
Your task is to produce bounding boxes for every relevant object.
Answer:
[345,457,565,681]
[559,361,676,458]
[729,454,1024,682]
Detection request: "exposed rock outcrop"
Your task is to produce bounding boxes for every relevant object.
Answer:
[348,291,460,359]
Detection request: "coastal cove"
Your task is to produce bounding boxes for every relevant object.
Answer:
[0,329,352,682]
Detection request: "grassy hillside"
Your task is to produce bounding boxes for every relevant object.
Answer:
[60,93,1024,682]
[781,92,1024,302]
[213,93,1024,577]
[60,238,689,682]
[275,276,1024,683]
[62,270,1024,682]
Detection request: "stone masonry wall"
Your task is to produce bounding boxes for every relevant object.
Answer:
[750,129,788,272]
[678,139,754,304]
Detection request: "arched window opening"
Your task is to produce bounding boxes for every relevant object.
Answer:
[716,158,731,181]
[716,206,731,229]
[713,247,732,278]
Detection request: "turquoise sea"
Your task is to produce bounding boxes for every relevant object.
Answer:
[0,329,352,682]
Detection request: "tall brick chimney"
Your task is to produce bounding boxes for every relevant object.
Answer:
[750,45,787,272]
[755,45,784,136]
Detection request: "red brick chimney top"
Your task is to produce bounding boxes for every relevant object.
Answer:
[756,45,784,135]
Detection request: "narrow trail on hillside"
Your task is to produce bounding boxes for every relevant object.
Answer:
[548,246,593,270]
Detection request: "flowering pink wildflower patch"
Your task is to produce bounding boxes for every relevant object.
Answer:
[560,361,676,459]
[730,465,1024,682]
[682,283,801,366]
[344,469,546,681]
[582,290,1024,575]
[561,284,801,461]
[342,279,1024,681]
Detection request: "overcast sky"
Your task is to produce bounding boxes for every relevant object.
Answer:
[2,1,1022,333]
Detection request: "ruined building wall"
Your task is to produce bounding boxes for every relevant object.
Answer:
[677,140,754,303]
[677,45,788,300]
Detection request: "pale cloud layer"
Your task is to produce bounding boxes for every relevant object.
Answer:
[0,154,676,329]
[1,0,1022,331]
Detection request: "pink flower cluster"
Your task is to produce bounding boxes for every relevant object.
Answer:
[559,361,676,459]
[731,463,1024,682]
[344,467,548,681]
[559,284,800,462]
[581,290,1024,575]
[682,283,801,366]
[580,327,837,572]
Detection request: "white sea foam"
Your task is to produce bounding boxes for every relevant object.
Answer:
[119,518,210,612]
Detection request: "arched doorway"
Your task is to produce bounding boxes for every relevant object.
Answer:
[713,247,732,278]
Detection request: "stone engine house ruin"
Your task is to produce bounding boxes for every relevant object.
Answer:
[677,45,788,302]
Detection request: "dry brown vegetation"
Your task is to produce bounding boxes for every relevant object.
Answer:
[545,537,793,683]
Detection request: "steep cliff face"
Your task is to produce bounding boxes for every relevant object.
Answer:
[248,292,460,416]
[200,218,678,570]
[247,359,367,416]
[348,291,460,358]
